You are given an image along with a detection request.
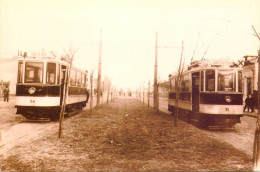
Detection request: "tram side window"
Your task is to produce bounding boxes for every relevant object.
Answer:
[57,64,60,84]
[206,70,215,91]
[83,74,87,87]
[25,62,43,83]
[17,62,23,83]
[77,72,82,87]
[70,69,76,86]
[46,63,56,84]
[181,75,190,91]
[201,71,204,91]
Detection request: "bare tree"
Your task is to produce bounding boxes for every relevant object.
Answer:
[58,47,78,138]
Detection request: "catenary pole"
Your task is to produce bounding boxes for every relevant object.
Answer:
[90,70,94,114]
[154,32,159,112]
[97,30,102,107]
[143,83,145,104]
[148,80,150,107]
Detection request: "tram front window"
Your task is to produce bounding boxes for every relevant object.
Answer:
[25,62,44,83]
[46,63,56,84]
[206,70,215,91]
[218,70,235,91]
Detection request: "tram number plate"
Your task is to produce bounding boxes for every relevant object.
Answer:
[30,99,35,103]
[225,108,229,111]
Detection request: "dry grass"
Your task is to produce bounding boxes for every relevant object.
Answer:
[0,98,253,171]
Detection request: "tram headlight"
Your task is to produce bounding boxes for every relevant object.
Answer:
[28,87,36,94]
[225,96,232,103]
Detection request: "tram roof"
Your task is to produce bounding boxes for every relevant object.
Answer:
[17,56,88,73]
[169,59,242,78]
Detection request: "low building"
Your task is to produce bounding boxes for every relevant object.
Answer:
[0,57,18,95]
[158,80,170,98]
[242,55,259,106]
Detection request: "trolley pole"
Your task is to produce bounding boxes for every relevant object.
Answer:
[97,30,102,108]
[154,32,159,112]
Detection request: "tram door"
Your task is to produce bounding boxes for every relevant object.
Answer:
[192,72,200,112]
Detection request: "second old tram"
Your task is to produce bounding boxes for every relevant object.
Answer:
[15,56,89,120]
[168,59,243,128]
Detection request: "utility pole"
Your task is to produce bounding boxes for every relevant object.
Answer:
[90,70,94,114]
[0,80,3,101]
[139,86,141,101]
[148,80,150,107]
[107,88,109,104]
[143,83,145,104]
[102,81,104,106]
[252,25,260,171]
[111,88,113,101]
[97,30,102,107]
[154,32,159,112]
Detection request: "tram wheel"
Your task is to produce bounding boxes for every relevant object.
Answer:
[198,114,209,129]
[50,114,60,121]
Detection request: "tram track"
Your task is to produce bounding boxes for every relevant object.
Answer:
[0,95,108,157]
[0,109,84,157]
[0,120,56,155]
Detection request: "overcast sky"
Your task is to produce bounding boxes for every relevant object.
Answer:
[1,0,260,90]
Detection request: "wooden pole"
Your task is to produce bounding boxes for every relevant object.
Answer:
[97,30,102,107]
[90,71,94,114]
[101,81,104,107]
[107,88,110,104]
[139,86,141,101]
[143,83,145,104]
[148,80,150,107]
[111,89,113,101]
[154,32,159,112]
[0,80,3,101]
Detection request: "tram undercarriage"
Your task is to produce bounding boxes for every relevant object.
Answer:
[169,105,242,128]
[16,101,87,121]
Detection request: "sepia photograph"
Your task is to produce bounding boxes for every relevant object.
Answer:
[0,0,260,171]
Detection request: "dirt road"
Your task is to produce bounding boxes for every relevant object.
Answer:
[0,98,252,171]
